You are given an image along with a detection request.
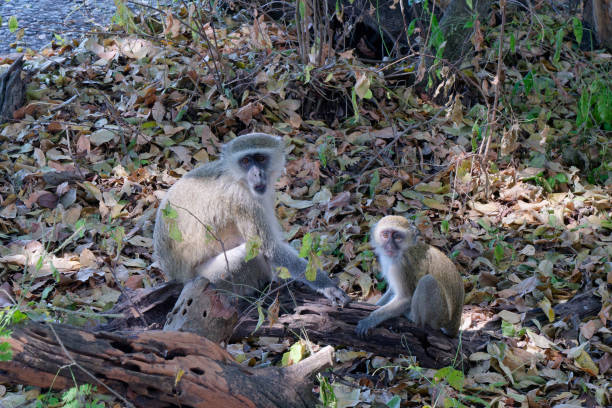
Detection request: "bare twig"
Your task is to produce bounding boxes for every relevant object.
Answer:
[477,0,507,198]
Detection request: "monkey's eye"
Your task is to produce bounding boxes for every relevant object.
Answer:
[254,154,267,163]
[381,231,390,240]
[392,231,403,241]
[240,156,251,166]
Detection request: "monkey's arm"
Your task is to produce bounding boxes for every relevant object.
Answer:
[271,243,350,307]
[356,296,411,337]
[235,206,350,306]
[376,288,394,306]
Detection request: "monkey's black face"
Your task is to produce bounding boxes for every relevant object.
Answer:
[380,229,405,258]
[239,153,269,195]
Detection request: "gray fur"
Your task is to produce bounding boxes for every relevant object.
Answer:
[153,133,349,306]
[356,216,464,337]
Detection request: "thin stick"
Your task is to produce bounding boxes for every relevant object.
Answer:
[478,0,507,198]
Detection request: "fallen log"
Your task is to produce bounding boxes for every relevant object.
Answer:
[231,289,484,368]
[0,321,334,408]
[101,282,485,368]
[103,282,602,368]
[1,283,600,406]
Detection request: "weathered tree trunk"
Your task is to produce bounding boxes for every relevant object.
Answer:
[1,283,599,405]
[584,0,612,50]
[0,55,25,123]
[0,322,334,408]
[231,289,483,368]
[103,283,602,369]
[103,282,484,368]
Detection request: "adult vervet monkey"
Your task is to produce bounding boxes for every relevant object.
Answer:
[356,216,464,337]
[153,133,350,306]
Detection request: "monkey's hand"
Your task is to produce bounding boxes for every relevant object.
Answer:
[318,286,350,307]
[355,316,376,338]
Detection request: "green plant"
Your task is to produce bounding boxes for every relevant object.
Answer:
[299,233,325,281]
[477,219,513,266]
[0,307,28,362]
[317,373,337,407]
[577,80,612,131]
[38,384,105,408]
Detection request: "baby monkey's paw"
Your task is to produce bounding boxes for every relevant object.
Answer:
[320,286,350,307]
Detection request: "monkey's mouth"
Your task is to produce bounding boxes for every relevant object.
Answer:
[253,184,266,194]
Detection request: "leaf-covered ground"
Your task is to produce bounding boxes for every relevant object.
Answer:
[0,2,610,407]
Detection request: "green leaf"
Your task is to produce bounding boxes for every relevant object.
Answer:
[162,202,178,219]
[466,0,473,9]
[501,319,515,336]
[510,32,516,53]
[35,256,44,272]
[305,258,317,281]
[175,108,186,122]
[74,219,86,237]
[282,342,305,366]
[254,302,265,333]
[477,218,492,233]
[0,342,12,361]
[298,0,306,19]
[369,169,380,198]
[554,173,568,184]
[168,221,183,242]
[8,16,18,33]
[406,19,416,36]
[494,243,504,264]
[434,366,464,391]
[41,285,54,300]
[441,219,449,234]
[244,237,262,262]
[387,395,401,408]
[276,266,291,280]
[318,143,327,167]
[11,310,28,324]
[523,71,533,94]
[572,17,583,45]
[51,263,60,282]
[299,233,312,258]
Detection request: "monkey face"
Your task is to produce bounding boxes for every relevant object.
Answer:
[379,229,406,258]
[239,153,269,195]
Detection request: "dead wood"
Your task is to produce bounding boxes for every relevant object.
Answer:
[0,321,333,408]
[102,283,602,369]
[164,276,239,343]
[1,283,600,406]
[231,288,484,368]
[0,55,25,123]
[584,0,612,50]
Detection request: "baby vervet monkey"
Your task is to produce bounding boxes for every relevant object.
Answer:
[153,133,350,306]
[356,216,464,337]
